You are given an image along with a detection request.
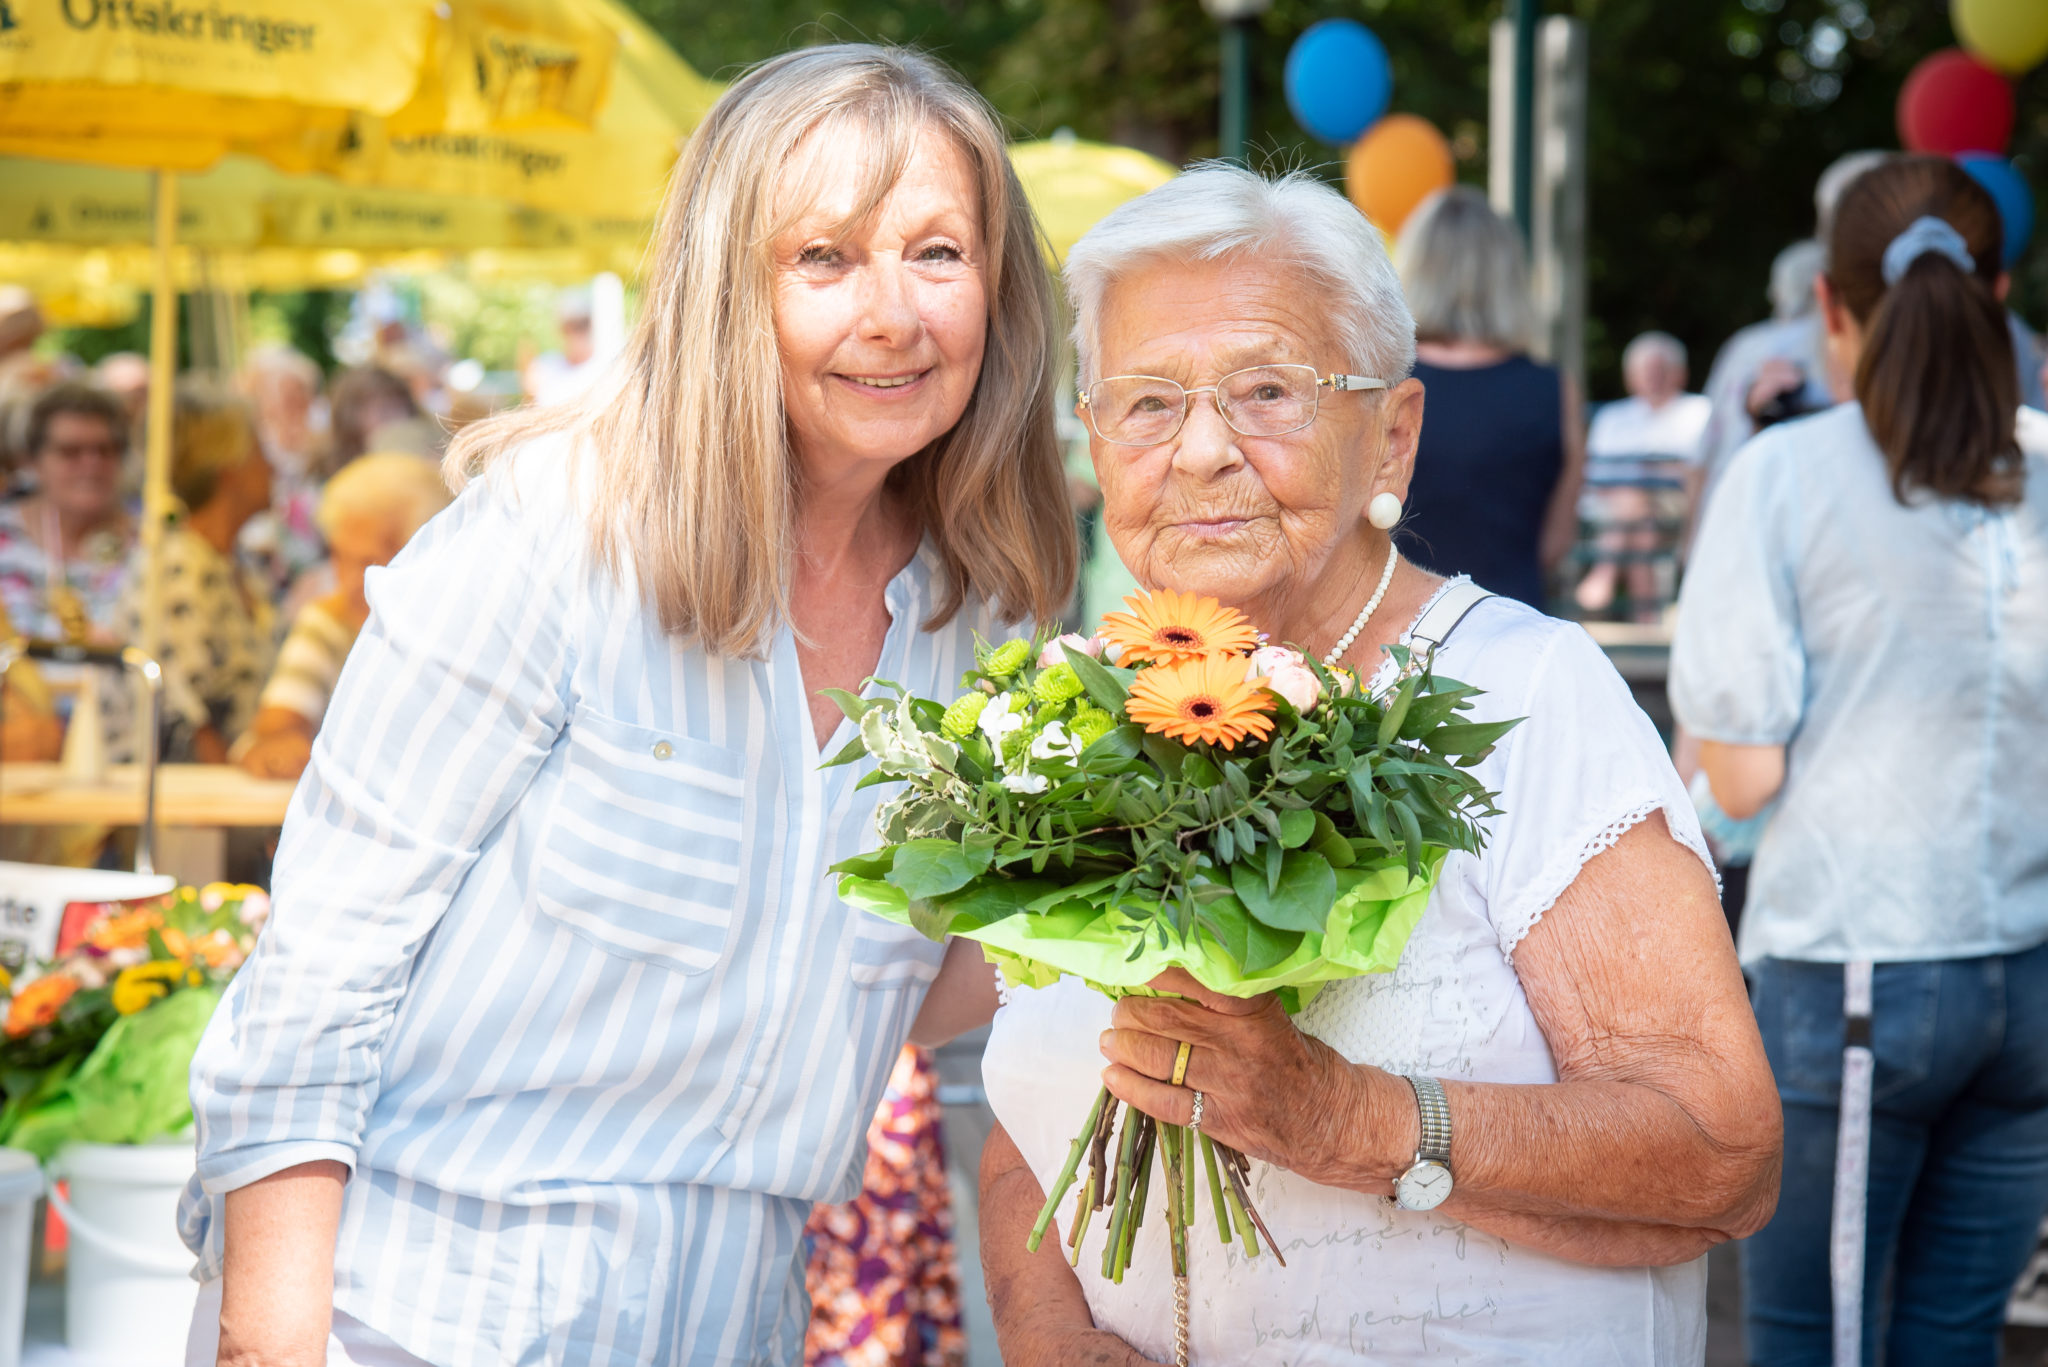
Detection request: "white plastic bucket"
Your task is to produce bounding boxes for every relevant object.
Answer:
[48,1141,196,1366]
[0,864,175,975]
[0,1148,40,1367]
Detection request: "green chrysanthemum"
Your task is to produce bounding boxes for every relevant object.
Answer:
[940,692,990,740]
[1069,706,1116,749]
[982,638,1032,676]
[1032,663,1086,707]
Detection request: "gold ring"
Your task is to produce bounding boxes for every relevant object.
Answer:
[1171,1040,1193,1087]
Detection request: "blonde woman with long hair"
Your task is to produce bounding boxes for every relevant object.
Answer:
[180,45,1073,1367]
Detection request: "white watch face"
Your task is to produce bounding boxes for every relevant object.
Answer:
[1396,1160,1453,1211]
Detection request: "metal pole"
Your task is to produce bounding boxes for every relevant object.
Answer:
[1220,18,1252,164]
[1511,0,1538,240]
[140,170,178,666]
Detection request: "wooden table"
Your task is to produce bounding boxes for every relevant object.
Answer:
[0,763,296,827]
[1,764,296,884]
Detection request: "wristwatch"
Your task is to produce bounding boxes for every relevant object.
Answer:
[1394,1074,1455,1211]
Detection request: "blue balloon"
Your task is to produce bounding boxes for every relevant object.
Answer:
[1958,153,2034,269]
[1284,20,1392,146]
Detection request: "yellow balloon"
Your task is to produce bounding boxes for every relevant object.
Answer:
[1955,0,2048,74]
[1345,114,1455,237]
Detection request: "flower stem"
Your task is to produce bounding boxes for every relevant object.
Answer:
[1028,1084,1108,1253]
[1199,1132,1230,1245]
[1102,1104,1144,1280]
[1162,1124,1188,1279]
[1066,1170,1096,1267]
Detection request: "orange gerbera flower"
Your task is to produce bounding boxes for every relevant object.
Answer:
[87,906,163,952]
[1099,590,1259,667]
[1125,653,1277,750]
[5,974,79,1038]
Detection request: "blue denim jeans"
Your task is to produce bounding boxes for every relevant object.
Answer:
[1743,945,2048,1366]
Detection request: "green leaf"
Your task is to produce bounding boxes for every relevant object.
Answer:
[1230,850,1338,933]
[1377,675,1420,746]
[905,897,954,941]
[1277,808,1316,849]
[1140,732,1187,779]
[884,838,996,901]
[818,688,873,723]
[1182,754,1221,788]
[1391,799,1424,881]
[830,847,897,880]
[819,734,870,769]
[1194,891,1250,966]
[1422,718,1523,758]
[1241,919,1304,973]
[1063,644,1132,712]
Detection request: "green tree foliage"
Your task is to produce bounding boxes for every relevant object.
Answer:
[633,0,2048,393]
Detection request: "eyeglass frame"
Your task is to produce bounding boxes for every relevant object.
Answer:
[1077,364,1390,448]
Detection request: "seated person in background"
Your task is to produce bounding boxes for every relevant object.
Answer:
[115,380,276,764]
[237,453,451,780]
[1575,331,1709,618]
[0,382,136,645]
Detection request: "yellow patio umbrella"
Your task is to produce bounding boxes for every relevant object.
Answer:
[1008,136,1179,264]
[320,2,719,220]
[0,0,711,659]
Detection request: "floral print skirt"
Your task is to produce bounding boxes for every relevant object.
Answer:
[804,1045,966,1367]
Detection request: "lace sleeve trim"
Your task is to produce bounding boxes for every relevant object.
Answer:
[1495,798,1719,965]
[992,961,1013,1009]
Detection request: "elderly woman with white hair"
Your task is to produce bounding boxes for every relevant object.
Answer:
[977,164,1780,1365]
[236,453,453,780]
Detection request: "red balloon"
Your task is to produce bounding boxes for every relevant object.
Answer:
[1897,48,2015,155]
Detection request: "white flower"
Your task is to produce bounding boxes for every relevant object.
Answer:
[1038,633,1105,668]
[1029,720,1082,763]
[1001,770,1050,794]
[978,693,1028,748]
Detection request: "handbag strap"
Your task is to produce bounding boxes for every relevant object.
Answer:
[1407,577,1496,656]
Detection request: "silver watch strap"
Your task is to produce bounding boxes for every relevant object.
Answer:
[1405,1074,1452,1166]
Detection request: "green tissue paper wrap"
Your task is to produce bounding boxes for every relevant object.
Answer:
[7,986,220,1160]
[838,849,1441,1007]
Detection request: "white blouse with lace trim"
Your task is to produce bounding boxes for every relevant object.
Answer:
[980,593,1717,1365]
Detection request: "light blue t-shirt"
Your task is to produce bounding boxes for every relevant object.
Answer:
[1672,403,2048,964]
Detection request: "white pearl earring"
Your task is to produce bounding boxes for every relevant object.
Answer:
[1368,492,1403,530]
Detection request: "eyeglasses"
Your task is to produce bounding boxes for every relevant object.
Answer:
[1079,364,1388,448]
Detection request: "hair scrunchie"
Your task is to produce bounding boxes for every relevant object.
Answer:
[1880,215,1976,286]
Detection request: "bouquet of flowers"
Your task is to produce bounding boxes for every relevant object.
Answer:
[0,883,268,1159]
[827,589,1515,1298]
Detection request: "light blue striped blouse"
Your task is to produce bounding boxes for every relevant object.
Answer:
[179,444,995,1366]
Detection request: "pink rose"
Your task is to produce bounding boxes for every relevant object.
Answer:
[1247,645,1309,678]
[1247,647,1321,711]
[1040,633,1105,668]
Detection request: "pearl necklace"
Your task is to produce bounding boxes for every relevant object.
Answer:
[1320,545,1400,669]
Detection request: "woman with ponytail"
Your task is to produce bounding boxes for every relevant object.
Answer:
[1672,155,2048,1365]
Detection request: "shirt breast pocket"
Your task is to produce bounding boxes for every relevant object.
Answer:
[846,907,948,991]
[536,707,746,975]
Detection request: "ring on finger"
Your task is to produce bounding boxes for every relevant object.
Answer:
[1171,1039,1193,1087]
[1188,1089,1205,1130]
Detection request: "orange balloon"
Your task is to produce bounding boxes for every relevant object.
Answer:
[1345,113,1455,236]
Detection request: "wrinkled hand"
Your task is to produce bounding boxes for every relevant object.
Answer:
[1097,969,1412,1191]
